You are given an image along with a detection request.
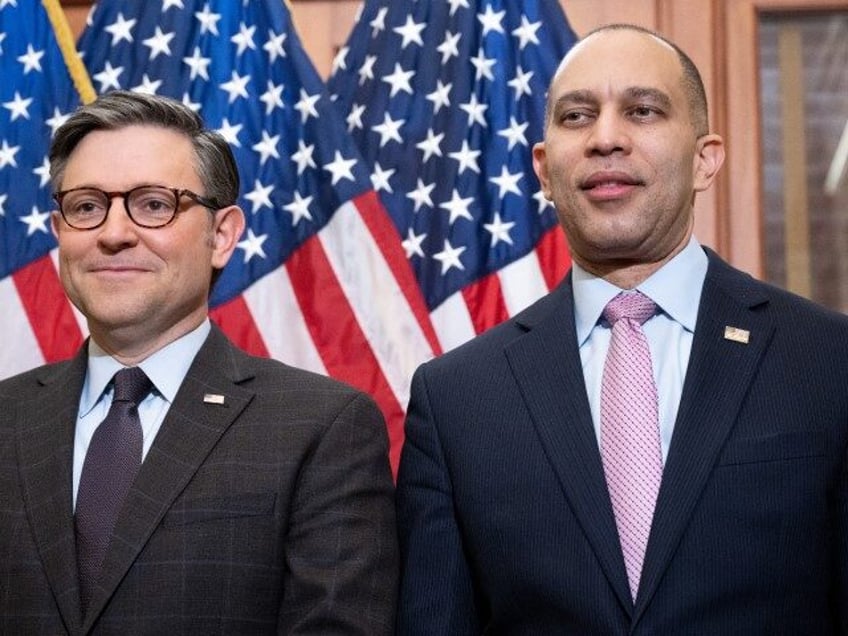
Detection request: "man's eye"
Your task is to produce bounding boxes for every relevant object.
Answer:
[134,196,172,213]
[145,199,169,211]
[630,106,660,118]
[560,110,591,125]
[70,199,105,215]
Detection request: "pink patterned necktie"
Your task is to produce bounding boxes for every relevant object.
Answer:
[600,291,662,602]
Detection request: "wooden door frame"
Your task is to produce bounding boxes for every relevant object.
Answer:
[719,0,847,277]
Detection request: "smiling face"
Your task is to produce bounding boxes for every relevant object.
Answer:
[52,124,244,362]
[532,28,724,286]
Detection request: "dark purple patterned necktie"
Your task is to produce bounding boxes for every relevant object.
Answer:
[75,366,152,614]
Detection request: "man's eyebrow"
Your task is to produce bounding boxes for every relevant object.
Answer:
[552,87,672,110]
[552,90,598,108]
[624,86,672,110]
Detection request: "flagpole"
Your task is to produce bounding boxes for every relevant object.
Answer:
[41,0,97,104]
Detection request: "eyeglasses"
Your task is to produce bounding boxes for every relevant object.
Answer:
[53,185,221,230]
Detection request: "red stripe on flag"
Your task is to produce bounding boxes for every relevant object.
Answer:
[462,272,509,336]
[210,294,271,358]
[352,191,442,356]
[286,235,406,475]
[13,255,83,362]
[535,226,570,290]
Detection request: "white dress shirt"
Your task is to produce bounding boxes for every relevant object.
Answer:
[72,319,211,509]
[573,237,708,462]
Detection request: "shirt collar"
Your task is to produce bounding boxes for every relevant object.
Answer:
[572,236,708,346]
[80,319,211,416]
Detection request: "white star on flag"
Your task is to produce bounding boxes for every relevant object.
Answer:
[290,139,316,174]
[93,61,124,91]
[294,89,320,123]
[393,16,426,48]
[434,239,466,274]
[3,92,33,121]
[490,166,524,199]
[323,151,357,185]
[237,228,268,262]
[283,191,313,224]
[105,13,137,45]
[440,190,474,225]
[484,212,516,246]
[20,206,50,236]
[244,180,274,213]
[252,130,281,165]
[231,22,257,56]
[142,26,175,60]
[17,44,45,74]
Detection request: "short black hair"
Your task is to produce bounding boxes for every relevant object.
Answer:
[580,24,709,136]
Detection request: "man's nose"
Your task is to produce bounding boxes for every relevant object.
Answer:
[96,196,139,242]
[585,110,631,156]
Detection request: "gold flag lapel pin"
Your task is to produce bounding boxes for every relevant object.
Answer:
[723,326,750,344]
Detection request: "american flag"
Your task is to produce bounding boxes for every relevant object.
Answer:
[1,0,444,473]
[327,0,577,351]
[0,0,87,376]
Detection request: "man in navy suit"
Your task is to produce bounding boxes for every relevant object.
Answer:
[396,24,848,633]
[0,91,397,634]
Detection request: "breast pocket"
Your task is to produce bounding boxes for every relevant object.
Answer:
[162,492,277,526]
[717,431,830,467]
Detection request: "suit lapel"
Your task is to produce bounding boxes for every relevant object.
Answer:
[504,280,634,612]
[82,327,256,631]
[16,351,88,634]
[634,252,775,620]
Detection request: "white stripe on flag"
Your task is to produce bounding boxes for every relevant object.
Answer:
[430,291,477,353]
[499,249,551,316]
[242,266,328,376]
[0,278,46,377]
[320,199,435,407]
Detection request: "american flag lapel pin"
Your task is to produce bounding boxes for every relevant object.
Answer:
[723,326,750,344]
[203,393,226,405]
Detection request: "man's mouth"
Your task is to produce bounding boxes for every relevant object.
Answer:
[580,171,643,200]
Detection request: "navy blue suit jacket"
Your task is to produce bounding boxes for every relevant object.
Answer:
[396,248,848,634]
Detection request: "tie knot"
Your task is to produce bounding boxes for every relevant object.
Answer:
[112,367,153,404]
[603,291,657,326]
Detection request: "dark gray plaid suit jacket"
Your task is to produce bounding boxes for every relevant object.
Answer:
[0,324,398,634]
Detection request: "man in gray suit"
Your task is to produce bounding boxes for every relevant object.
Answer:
[0,90,397,634]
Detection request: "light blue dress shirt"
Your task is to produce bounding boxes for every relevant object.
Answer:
[573,237,708,463]
[72,319,211,510]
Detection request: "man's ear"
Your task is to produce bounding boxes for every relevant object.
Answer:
[210,205,246,270]
[693,133,725,192]
[532,141,553,200]
[51,211,63,239]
